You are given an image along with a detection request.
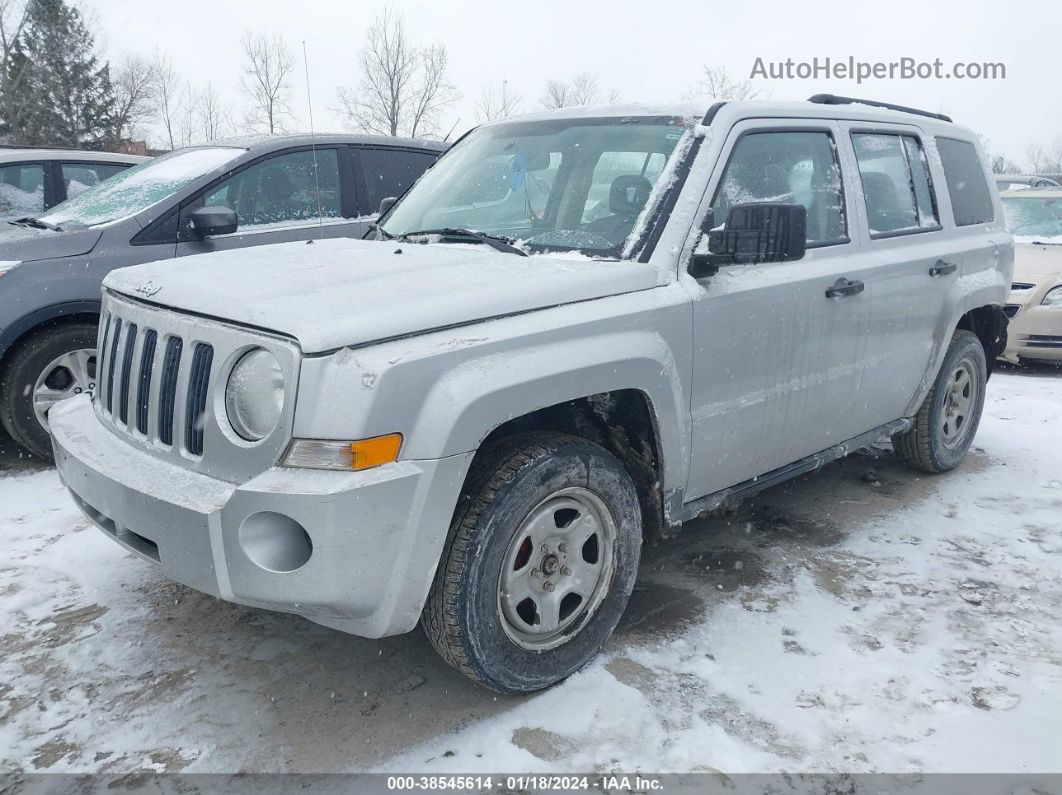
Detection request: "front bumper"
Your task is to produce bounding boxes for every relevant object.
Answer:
[1002,306,1062,363]
[50,395,472,637]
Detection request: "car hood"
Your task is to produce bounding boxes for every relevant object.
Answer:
[104,238,660,353]
[1013,242,1062,283]
[0,224,103,262]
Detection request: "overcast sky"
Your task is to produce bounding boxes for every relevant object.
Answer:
[91,0,1061,165]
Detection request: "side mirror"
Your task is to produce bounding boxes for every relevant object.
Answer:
[189,205,237,237]
[690,203,807,278]
[378,196,397,216]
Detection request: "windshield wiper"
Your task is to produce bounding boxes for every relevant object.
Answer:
[397,227,528,257]
[1031,240,1062,246]
[11,216,63,232]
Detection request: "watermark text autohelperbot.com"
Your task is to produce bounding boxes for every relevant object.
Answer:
[750,56,1006,83]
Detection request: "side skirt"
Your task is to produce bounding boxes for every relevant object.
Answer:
[675,418,913,523]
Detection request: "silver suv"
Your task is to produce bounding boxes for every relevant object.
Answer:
[50,97,1012,693]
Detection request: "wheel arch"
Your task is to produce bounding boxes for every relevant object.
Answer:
[0,301,101,369]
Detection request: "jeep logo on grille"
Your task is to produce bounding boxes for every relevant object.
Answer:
[133,280,161,298]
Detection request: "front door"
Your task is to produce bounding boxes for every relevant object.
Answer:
[175,147,364,257]
[684,120,872,500]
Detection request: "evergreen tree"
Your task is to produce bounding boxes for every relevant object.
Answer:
[2,0,113,147]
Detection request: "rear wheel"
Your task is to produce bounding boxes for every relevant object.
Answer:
[422,432,642,693]
[0,321,98,460]
[892,329,987,473]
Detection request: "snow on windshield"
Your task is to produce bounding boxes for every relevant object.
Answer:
[1002,196,1062,238]
[40,148,243,229]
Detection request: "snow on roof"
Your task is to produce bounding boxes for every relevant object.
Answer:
[0,149,149,164]
[200,132,449,152]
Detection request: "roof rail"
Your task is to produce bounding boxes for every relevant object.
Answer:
[807,94,953,123]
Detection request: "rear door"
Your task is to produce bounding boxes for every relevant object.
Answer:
[685,119,873,500]
[175,146,357,257]
[352,146,440,219]
[839,122,958,427]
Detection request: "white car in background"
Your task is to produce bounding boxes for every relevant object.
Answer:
[0,149,148,223]
[1000,188,1062,364]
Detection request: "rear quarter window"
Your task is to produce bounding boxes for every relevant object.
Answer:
[935,137,994,227]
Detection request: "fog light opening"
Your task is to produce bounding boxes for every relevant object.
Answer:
[238,511,313,573]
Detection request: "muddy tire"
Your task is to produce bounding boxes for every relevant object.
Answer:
[892,330,987,474]
[422,431,642,694]
[0,321,98,461]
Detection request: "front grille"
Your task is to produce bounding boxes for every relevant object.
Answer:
[93,291,297,481]
[1003,304,1021,318]
[96,310,212,456]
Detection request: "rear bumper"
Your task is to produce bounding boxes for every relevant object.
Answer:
[50,394,472,637]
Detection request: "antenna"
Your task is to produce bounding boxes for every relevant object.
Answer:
[302,40,325,239]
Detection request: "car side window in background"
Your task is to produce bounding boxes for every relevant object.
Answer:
[200,148,341,229]
[852,133,939,236]
[935,137,994,226]
[0,163,45,216]
[711,131,847,246]
[359,149,438,215]
[61,162,128,199]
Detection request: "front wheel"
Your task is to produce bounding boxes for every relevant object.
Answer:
[422,432,642,693]
[892,329,987,473]
[0,321,98,461]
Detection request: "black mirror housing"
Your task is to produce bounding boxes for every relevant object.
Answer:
[691,203,807,277]
[189,205,238,237]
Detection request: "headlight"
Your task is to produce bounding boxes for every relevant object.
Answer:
[0,261,21,278]
[225,348,284,441]
[1043,286,1062,307]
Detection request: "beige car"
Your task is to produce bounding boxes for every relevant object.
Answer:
[1000,189,1062,363]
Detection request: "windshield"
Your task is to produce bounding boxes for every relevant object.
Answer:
[38,147,244,230]
[380,116,693,257]
[1002,195,1062,238]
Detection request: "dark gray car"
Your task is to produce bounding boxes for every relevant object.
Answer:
[0,133,445,458]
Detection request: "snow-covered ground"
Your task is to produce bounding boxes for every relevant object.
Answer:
[1,368,1060,775]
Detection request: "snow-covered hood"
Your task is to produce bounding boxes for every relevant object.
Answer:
[1013,241,1062,283]
[0,225,102,262]
[104,238,659,353]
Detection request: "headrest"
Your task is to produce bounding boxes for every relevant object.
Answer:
[610,174,652,216]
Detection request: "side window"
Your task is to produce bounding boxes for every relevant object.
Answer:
[581,151,666,224]
[61,162,128,199]
[198,148,340,230]
[0,163,45,216]
[851,133,939,236]
[935,137,994,226]
[358,149,438,214]
[711,131,846,246]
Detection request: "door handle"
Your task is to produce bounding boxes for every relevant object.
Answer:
[825,277,865,299]
[929,260,958,277]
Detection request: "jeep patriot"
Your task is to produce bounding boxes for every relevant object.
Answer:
[50,96,1012,693]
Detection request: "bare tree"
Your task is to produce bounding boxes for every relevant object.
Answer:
[474,79,521,123]
[194,82,235,142]
[1026,142,1046,174]
[539,73,608,109]
[336,7,456,138]
[539,78,572,110]
[684,65,760,102]
[110,53,157,142]
[240,32,296,134]
[152,50,186,149]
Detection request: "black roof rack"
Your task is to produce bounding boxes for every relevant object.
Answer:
[807,94,953,123]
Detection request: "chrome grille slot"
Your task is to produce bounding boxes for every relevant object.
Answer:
[157,337,183,446]
[104,318,122,414]
[185,343,214,456]
[96,313,111,409]
[118,323,137,424]
[136,330,157,434]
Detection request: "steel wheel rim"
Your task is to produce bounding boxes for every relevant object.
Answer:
[32,348,97,431]
[941,358,977,449]
[498,487,617,651]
